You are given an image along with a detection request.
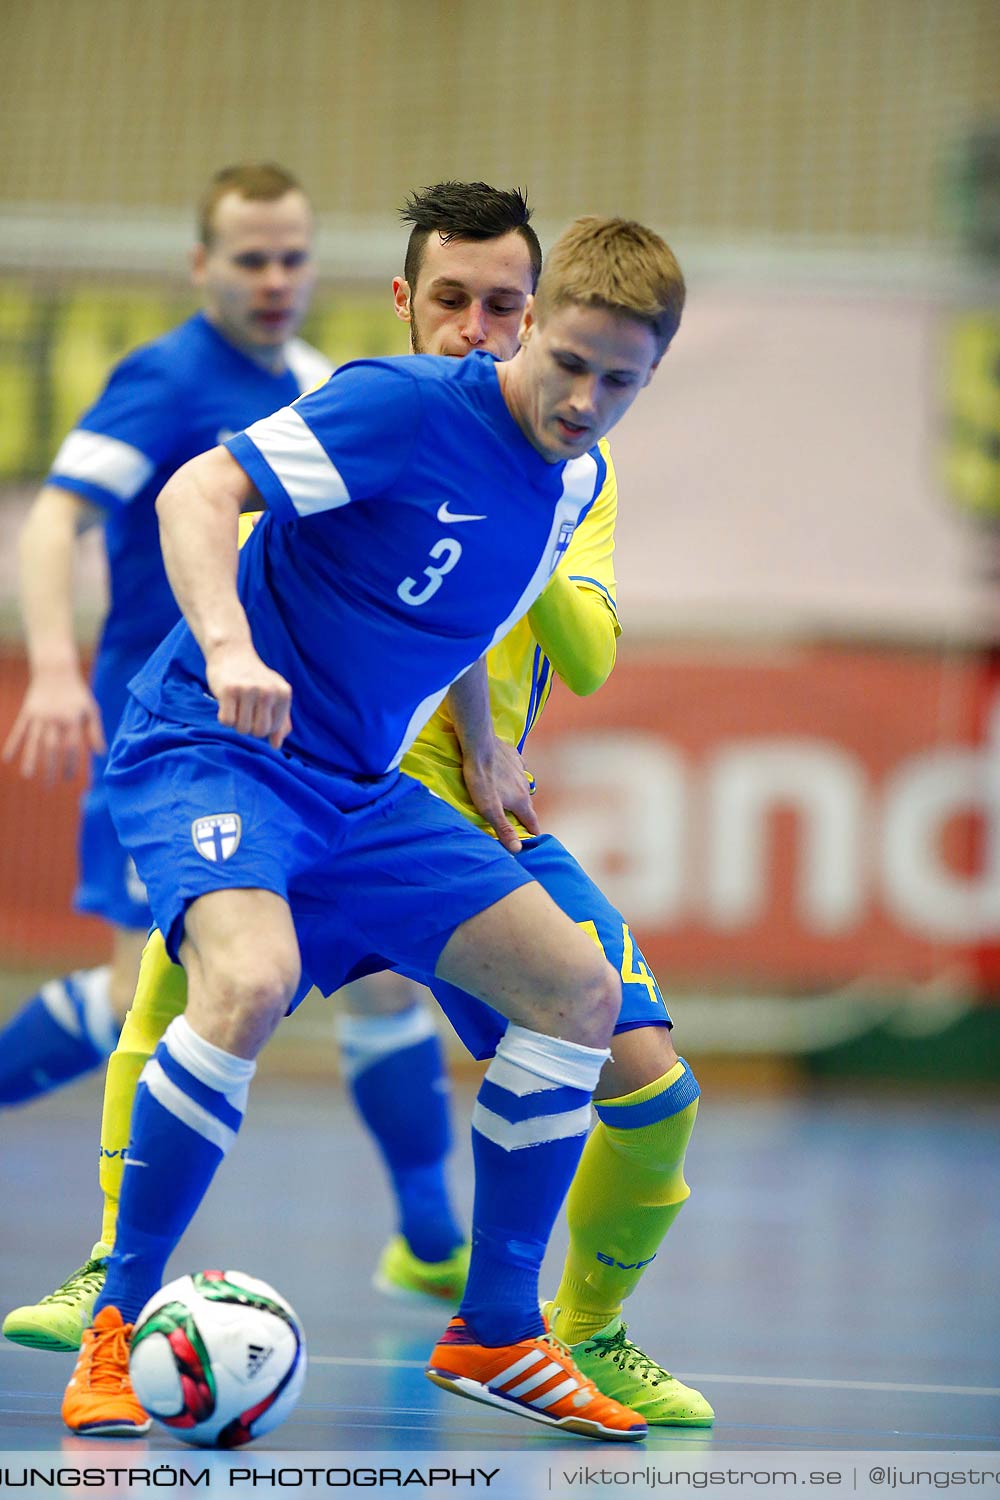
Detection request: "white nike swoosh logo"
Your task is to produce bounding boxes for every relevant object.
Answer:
[437,502,487,524]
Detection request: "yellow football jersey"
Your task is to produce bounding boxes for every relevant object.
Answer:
[402,439,620,835]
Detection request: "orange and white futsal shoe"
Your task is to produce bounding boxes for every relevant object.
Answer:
[426,1315,648,1441]
[61,1305,151,1436]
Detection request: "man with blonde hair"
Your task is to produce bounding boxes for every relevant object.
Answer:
[531,214,685,346]
[61,216,694,1443]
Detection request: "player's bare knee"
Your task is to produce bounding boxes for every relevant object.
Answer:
[583,958,622,1041]
[196,950,299,1043]
[546,954,619,1048]
[236,960,297,1021]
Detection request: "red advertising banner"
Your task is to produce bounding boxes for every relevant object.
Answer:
[0,649,107,967]
[528,641,1000,994]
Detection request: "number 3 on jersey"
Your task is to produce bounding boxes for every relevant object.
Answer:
[579,919,661,1005]
[397,538,463,607]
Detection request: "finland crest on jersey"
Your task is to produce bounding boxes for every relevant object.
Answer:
[191,813,242,863]
[550,519,577,575]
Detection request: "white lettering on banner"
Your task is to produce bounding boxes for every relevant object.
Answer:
[881,750,1000,940]
[534,733,688,925]
[534,731,1000,944]
[704,742,867,934]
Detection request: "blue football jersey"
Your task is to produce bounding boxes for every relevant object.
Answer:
[130,351,607,777]
[48,312,330,736]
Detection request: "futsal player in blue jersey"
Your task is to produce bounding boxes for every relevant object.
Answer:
[13,185,708,1434]
[0,164,329,1116]
[62,215,686,1442]
[4,184,540,1353]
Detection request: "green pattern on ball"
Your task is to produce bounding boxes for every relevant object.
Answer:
[191,1273,294,1327]
[132,1299,217,1404]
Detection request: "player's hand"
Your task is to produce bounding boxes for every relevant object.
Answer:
[206,642,293,749]
[461,735,540,854]
[2,668,106,785]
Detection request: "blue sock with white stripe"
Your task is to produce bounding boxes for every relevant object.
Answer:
[96,1015,255,1324]
[460,1024,609,1347]
[337,1003,464,1263]
[0,966,118,1106]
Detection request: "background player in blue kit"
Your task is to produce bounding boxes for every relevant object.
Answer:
[0,163,329,1113]
[62,215,687,1443]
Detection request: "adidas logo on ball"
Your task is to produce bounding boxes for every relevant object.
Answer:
[246,1341,275,1379]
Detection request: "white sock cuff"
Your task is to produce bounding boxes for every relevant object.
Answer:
[335,1001,436,1054]
[41,966,116,1055]
[497,1024,609,1093]
[74,966,117,1055]
[163,1015,256,1103]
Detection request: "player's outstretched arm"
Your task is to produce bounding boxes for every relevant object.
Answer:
[2,485,105,784]
[527,568,618,697]
[448,657,540,854]
[156,447,292,749]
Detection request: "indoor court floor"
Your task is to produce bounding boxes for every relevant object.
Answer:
[1,1056,998,1464]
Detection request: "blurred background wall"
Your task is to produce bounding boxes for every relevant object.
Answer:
[2,0,999,1080]
[3,0,998,244]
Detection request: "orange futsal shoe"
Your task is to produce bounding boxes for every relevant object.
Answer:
[62,1305,152,1436]
[426,1315,648,1441]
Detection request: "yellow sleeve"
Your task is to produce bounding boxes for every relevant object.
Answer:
[526,441,620,696]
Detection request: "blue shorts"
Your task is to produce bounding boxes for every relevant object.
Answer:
[428,833,672,1060]
[74,753,152,930]
[105,701,534,996]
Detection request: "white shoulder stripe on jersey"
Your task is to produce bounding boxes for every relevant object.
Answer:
[243,405,351,516]
[50,429,155,503]
[471,1100,593,1152]
[285,337,334,394]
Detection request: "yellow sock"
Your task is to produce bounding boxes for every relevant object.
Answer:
[550,1057,700,1345]
[98,929,188,1247]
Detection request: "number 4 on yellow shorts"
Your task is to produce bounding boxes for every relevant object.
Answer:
[578,920,661,1006]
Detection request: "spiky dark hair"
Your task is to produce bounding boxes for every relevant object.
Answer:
[399,181,542,290]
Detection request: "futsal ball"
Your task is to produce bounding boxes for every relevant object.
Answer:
[129,1270,306,1448]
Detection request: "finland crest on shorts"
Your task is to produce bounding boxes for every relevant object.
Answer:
[191,813,242,863]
